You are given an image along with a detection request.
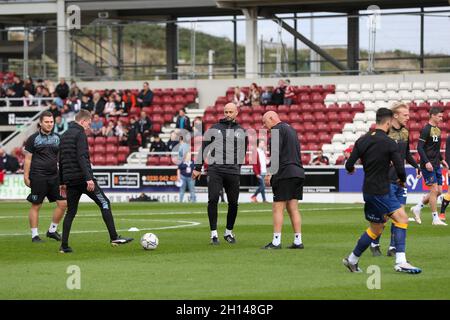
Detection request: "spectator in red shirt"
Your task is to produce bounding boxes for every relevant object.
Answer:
[284,79,296,106]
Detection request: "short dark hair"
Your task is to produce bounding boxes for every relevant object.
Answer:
[75,109,92,122]
[429,106,443,116]
[39,111,54,122]
[376,107,393,124]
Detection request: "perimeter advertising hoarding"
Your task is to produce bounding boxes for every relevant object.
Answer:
[339,167,448,192]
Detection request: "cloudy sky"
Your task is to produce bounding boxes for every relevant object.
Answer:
[178,7,450,55]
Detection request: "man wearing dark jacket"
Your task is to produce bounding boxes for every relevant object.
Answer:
[175,108,192,132]
[59,109,132,253]
[55,78,69,100]
[192,103,246,245]
[137,82,153,107]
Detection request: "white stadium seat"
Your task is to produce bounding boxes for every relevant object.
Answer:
[425,82,438,90]
[336,83,349,93]
[360,92,374,102]
[342,123,355,133]
[360,83,373,93]
[412,82,425,91]
[439,81,450,90]
[386,83,399,91]
[332,134,345,144]
[399,82,412,91]
[321,144,334,154]
[348,83,361,93]
[353,113,366,122]
[373,83,386,92]
[324,94,337,105]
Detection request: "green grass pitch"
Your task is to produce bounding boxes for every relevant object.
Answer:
[0,201,449,300]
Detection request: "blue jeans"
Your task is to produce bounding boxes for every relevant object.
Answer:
[180,175,196,203]
[253,174,266,201]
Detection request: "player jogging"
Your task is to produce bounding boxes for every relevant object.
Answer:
[58,110,133,253]
[23,111,67,242]
[410,107,448,226]
[343,108,421,274]
[370,103,421,257]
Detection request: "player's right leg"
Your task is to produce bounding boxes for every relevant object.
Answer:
[429,183,446,225]
[85,181,133,246]
[207,172,224,244]
[262,200,285,249]
[26,178,47,242]
[440,192,450,221]
[61,185,83,253]
[286,199,303,249]
[389,208,422,274]
[343,222,383,273]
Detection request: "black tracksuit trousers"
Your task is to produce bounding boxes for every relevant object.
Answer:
[62,180,118,247]
[207,171,240,231]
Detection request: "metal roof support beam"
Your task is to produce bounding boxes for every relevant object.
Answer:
[347,10,359,74]
[263,12,348,72]
[242,7,259,79]
[166,17,178,79]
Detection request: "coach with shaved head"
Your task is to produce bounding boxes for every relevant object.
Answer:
[192,102,246,245]
[262,111,305,249]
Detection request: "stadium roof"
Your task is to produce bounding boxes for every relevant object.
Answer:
[216,0,450,12]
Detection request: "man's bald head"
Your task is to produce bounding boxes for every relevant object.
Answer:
[262,111,281,129]
[224,102,238,121]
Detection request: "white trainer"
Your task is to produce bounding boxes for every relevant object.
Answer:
[410,206,422,224]
[394,262,422,274]
[432,219,448,226]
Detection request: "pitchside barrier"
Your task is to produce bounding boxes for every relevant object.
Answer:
[0,166,446,203]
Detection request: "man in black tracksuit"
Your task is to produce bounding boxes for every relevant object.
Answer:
[59,109,132,253]
[192,103,246,245]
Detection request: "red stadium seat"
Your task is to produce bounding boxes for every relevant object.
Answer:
[87,136,95,146]
[93,155,106,166]
[94,145,106,154]
[105,155,118,166]
[147,156,160,166]
[152,123,162,133]
[106,145,118,153]
[159,156,172,166]
[301,154,311,165]
[106,136,119,145]
[118,153,128,164]
[118,146,130,154]
[94,136,106,144]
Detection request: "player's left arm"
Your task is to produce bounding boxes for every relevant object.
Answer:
[76,133,94,182]
[390,141,406,185]
[345,141,360,174]
[405,136,421,178]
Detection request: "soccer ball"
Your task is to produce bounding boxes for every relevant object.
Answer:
[140,233,159,250]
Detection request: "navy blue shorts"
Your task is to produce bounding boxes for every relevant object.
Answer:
[363,190,401,224]
[422,167,442,186]
[390,183,407,206]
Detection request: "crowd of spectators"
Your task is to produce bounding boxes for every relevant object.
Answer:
[230,79,297,107]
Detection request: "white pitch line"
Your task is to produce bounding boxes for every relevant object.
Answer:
[0,206,362,219]
[0,220,201,237]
